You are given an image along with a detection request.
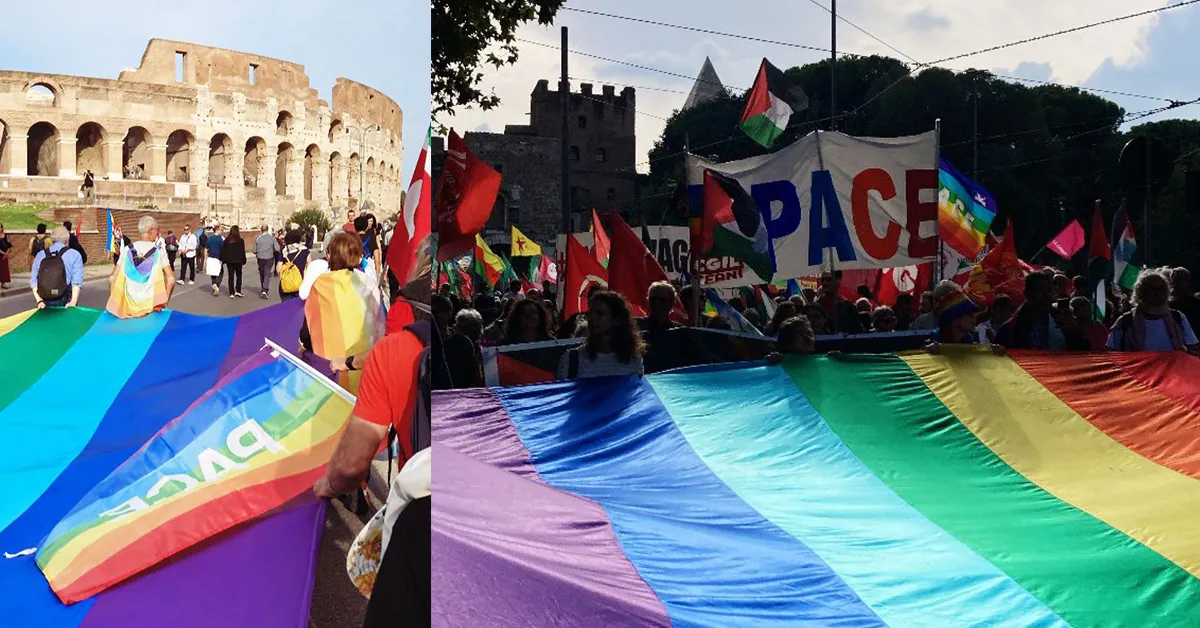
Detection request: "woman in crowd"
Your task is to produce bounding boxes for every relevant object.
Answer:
[776,315,817,355]
[804,302,830,335]
[500,298,555,345]
[930,286,982,344]
[557,291,645,379]
[277,229,310,301]
[219,225,246,298]
[1108,268,1200,353]
[0,223,11,289]
[762,301,798,336]
[299,232,375,356]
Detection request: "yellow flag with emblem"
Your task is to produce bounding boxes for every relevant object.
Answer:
[510,225,542,257]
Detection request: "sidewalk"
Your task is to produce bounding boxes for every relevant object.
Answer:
[0,265,112,299]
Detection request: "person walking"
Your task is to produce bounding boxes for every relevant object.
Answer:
[0,223,12,289]
[277,229,310,301]
[164,230,178,272]
[177,224,198,285]
[254,224,280,298]
[107,216,174,318]
[31,226,84,309]
[220,225,247,298]
[204,225,225,295]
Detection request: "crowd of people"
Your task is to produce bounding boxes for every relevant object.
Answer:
[429,263,1200,390]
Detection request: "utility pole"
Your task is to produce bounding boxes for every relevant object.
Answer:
[971,75,979,180]
[830,0,837,131]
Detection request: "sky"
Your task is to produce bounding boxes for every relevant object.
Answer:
[446,0,1200,173]
[0,0,430,182]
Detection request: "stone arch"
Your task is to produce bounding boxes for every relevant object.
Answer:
[244,136,266,187]
[304,144,320,201]
[76,122,107,176]
[348,152,360,199]
[122,126,153,180]
[0,117,10,174]
[328,119,343,143]
[25,83,57,107]
[208,133,234,185]
[328,151,342,203]
[276,142,294,196]
[366,156,376,198]
[276,111,293,136]
[27,121,59,176]
[166,130,193,182]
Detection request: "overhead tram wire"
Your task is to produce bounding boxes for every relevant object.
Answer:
[515,38,747,93]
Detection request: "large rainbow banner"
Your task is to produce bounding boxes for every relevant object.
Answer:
[434,347,1200,627]
[0,300,334,627]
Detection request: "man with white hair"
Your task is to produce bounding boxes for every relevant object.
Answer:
[30,225,83,309]
[1108,268,1199,353]
[254,224,281,299]
[107,215,175,318]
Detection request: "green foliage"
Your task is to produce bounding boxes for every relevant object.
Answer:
[287,208,332,236]
[432,0,565,119]
[647,56,1200,273]
[0,202,55,230]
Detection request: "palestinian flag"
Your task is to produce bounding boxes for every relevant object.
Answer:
[591,209,611,268]
[473,235,505,287]
[700,169,776,281]
[739,59,809,149]
[1111,204,1140,291]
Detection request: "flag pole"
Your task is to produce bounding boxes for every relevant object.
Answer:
[830,0,837,131]
[559,25,571,318]
[687,134,702,327]
[934,118,943,285]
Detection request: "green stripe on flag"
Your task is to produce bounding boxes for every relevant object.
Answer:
[740,113,785,149]
[0,308,102,414]
[713,225,773,281]
[783,353,1200,627]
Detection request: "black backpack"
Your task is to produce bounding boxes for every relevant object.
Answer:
[36,249,69,302]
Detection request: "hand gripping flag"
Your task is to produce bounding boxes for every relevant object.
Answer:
[740,58,809,148]
[511,225,542,257]
[436,130,501,262]
[700,169,776,282]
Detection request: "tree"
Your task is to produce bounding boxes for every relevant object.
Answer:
[287,208,332,238]
[432,0,565,119]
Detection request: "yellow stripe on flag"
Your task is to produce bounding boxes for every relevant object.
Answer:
[902,349,1200,578]
[510,225,542,257]
[0,309,36,340]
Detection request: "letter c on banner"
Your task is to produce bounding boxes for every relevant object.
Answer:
[851,168,900,260]
[905,169,938,258]
[751,180,801,239]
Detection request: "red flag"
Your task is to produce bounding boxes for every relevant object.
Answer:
[388,129,431,284]
[562,234,608,320]
[1046,220,1085,259]
[538,254,557,285]
[963,221,1034,307]
[520,277,536,294]
[455,267,473,299]
[604,214,687,320]
[874,263,933,309]
[591,209,610,265]
[1088,201,1111,261]
[435,130,501,262]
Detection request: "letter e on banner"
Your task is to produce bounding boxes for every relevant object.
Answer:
[905,169,938,258]
[851,168,900,260]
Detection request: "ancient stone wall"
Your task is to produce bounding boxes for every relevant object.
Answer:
[0,39,404,235]
[5,206,201,273]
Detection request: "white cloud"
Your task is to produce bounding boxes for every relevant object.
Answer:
[448,0,1181,171]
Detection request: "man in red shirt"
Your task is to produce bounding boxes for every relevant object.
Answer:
[342,208,357,234]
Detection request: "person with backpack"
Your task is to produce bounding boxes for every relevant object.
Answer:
[276,228,309,301]
[313,251,431,628]
[31,226,84,309]
[107,216,175,318]
[1108,268,1200,353]
[29,223,53,263]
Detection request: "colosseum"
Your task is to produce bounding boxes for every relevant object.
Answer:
[0,38,404,231]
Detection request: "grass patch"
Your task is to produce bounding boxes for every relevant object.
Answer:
[0,203,56,230]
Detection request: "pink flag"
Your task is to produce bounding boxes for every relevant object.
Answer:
[1046,220,1085,259]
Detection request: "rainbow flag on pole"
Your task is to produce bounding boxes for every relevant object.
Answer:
[938,158,996,259]
[435,347,1200,626]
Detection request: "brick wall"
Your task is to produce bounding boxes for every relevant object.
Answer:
[5,206,201,274]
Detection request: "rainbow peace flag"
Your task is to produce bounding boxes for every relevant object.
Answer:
[434,347,1200,626]
[36,344,353,603]
[106,244,170,318]
[304,269,385,359]
[0,300,332,627]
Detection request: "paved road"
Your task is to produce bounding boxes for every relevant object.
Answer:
[2,260,369,628]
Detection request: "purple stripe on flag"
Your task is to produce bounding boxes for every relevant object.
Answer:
[433,446,670,627]
[217,299,308,376]
[81,500,326,628]
[433,388,539,478]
